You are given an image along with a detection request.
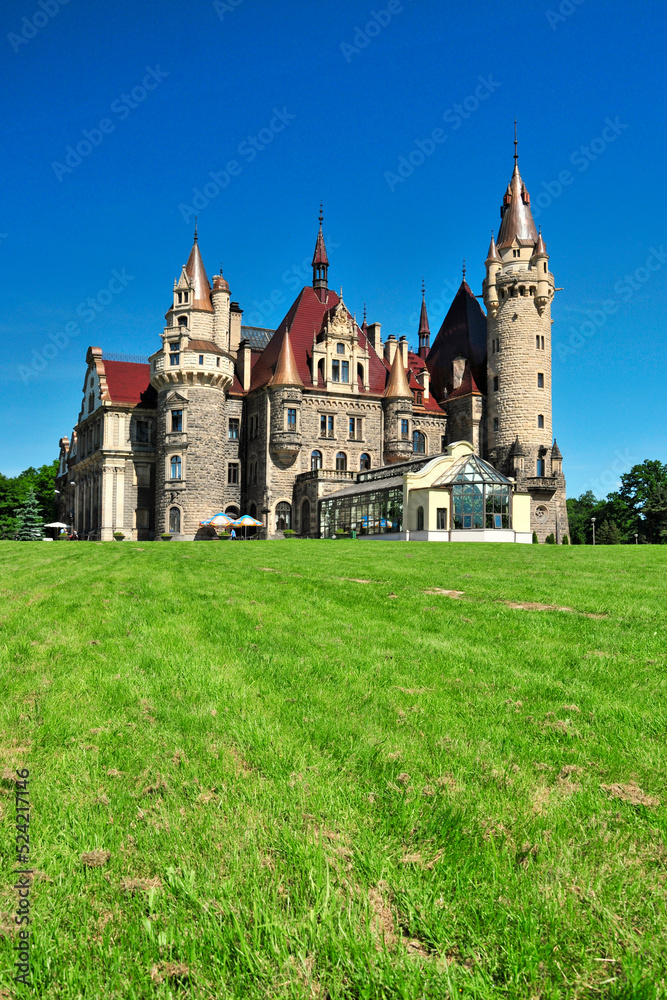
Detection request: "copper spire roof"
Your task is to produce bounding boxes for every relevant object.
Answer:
[384,345,411,398]
[532,229,548,257]
[496,137,538,249]
[486,231,501,263]
[268,328,304,388]
[185,231,214,313]
[312,204,329,266]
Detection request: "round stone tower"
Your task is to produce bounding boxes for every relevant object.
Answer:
[150,232,235,538]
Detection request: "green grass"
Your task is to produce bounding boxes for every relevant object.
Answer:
[0,540,665,999]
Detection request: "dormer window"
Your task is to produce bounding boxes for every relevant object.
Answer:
[513,249,520,258]
[177,292,183,304]
[183,292,189,303]
[336,343,345,354]
[415,392,423,405]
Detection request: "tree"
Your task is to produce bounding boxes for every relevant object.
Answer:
[642,484,667,544]
[15,488,43,541]
[545,533,556,544]
[596,520,622,544]
[532,531,539,544]
[0,460,58,537]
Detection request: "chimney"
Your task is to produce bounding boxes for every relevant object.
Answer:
[399,336,409,369]
[366,322,382,353]
[229,301,243,355]
[237,339,252,392]
[384,335,397,367]
[420,368,430,399]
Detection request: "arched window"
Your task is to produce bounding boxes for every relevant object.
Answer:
[301,498,311,533]
[169,507,181,533]
[311,450,322,471]
[225,505,239,518]
[537,414,544,429]
[249,502,257,518]
[275,502,291,531]
[170,455,181,479]
[335,452,347,471]
[360,453,371,471]
[417,506,424,531]
[412,431,425,454]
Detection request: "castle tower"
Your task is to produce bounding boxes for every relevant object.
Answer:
[482,131,568,541]
[417,283,431,359]
[268,328,304,465]
[312,204,329,302]
[150,231,236,538]
[383,347,414,464]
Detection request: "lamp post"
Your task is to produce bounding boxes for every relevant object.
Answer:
[634,532,639,545]
[591,517,596,546]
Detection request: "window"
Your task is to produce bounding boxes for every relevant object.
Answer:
[183,292,188,303]
[349,417,362,440]
[216,357,220,367]
[170,455,181,480]
[536,458,545,477]
[336,343,345,354]
[529,286,535,297]
[415,392,422,405]
[178,316,187,327]
[537,372,544,388]
[335,452,347,471]
[287,408,297,430]
[332,360,340,382]
[538,414,544,429]
[341,360,349,382]
[249,502,257,518]
[136,420,150,443]
[493,376,499,392]
[311,450,322,471]
[513,248,520,257]
[519,286,526,296]
[198,355,203,365]
[417,506,424,531]
[412,430,425,454]
[228,463,239,485]
[360,453,371,471]
[177,292,182,304]
[169,507,181,533]
[441,436,447,452]
[493,417,499,432]
[327,415,334,437]
[301,499,311,533]
[228,418,239,440]
[135,464,150,488]
[437,508,447,530]
[401,419,409,440]
[275,502,291,531]
[88,393,94,413]
[169,345,179,365]
[171,410,183,432]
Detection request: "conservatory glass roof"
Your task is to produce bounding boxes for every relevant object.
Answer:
[431,454,512,487]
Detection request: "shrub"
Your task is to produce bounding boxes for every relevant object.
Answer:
[283,529,297,537]
[545,533,556,544]
[532,532,539,544]
[562,534,569,545]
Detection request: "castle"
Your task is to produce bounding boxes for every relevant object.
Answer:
[56,145,569,542]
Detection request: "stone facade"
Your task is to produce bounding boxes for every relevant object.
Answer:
[57,147,570,542]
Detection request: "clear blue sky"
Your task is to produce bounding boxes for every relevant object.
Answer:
[3,0,665,497]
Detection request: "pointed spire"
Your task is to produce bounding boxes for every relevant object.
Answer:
[551,438,562,459]
[384,343,411,399]
[185,228,213,312]
[496,124,538,250]
[486,230,501,263]
[508,435,526,457]
[312,203,329,300]
[417,280,430,359]
[269,328,303,387]
[532,226,548,257]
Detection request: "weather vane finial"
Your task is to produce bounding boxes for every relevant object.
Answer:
[462,259,466,281]
[421,276,425,297]
[319,201,323,228]
[194,217,198,242]
[514,119,518,166]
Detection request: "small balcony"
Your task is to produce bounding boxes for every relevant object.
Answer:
[524,476,559,497]
[270,430,302,462]
[296,469,356,483]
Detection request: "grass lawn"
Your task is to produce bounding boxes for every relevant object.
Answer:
[0,539,665,999]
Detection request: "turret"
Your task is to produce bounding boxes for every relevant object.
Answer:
[483,232,501,318]
[211,269,230,351]
[268,328,303,465]
[312,204,329,302]
[551,438,563,476]
[531,230,550,315]
[417,283,431,358]
[383,346,413,464]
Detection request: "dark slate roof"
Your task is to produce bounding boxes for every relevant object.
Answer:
[241,326,274,350]
[426,280,487,401]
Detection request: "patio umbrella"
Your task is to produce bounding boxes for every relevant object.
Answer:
[44,521,70,528]
[199,512,234,528]
[230,514,263,539]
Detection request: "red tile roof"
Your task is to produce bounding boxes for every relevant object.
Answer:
[250,286,390,394]
[103,361,154,405]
